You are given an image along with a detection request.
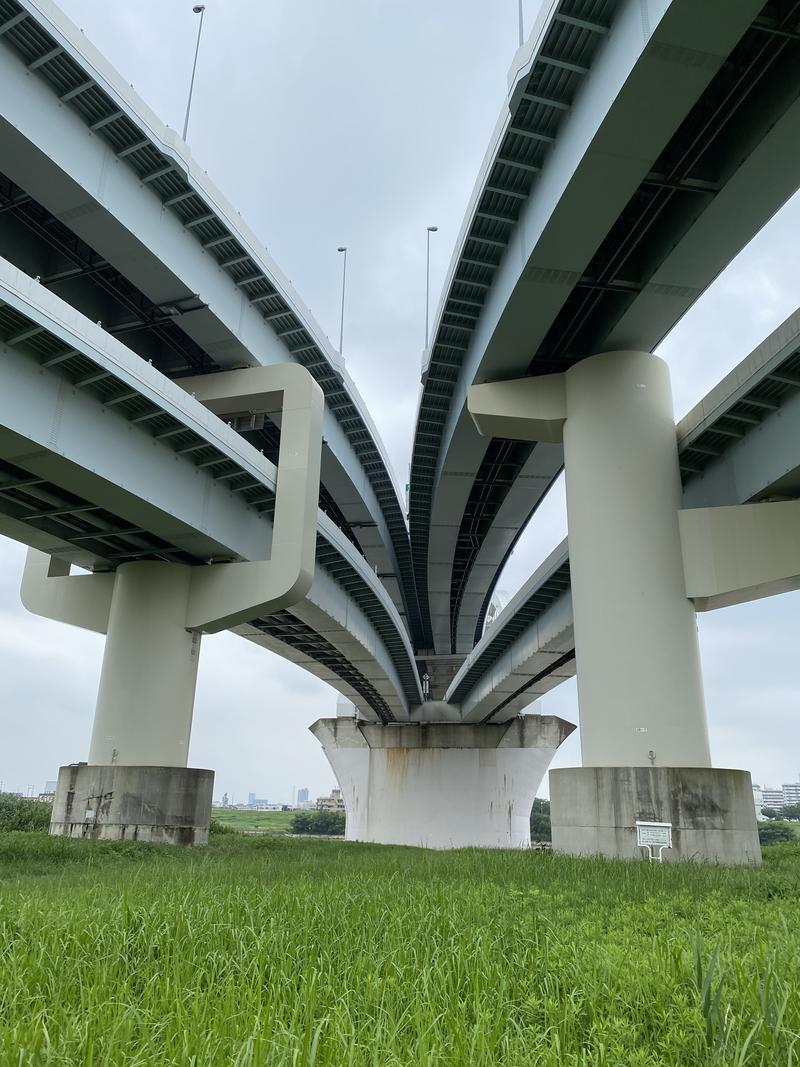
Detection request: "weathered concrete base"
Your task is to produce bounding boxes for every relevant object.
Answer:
[50,764,214,845]
[311,715,575,849]
[551,766,761,866]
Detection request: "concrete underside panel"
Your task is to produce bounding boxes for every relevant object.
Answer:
[233,520,421,722]
[460,594,574,723]
[50,763,213,845]
[311,715,574,850]
[550,766,760,866]
[0,260,277,564]
[682,385,800,510]
[416,0,788,654]
[0,29,406,611]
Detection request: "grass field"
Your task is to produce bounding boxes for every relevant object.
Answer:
[210,807,295,832]
[0,833,798,1066]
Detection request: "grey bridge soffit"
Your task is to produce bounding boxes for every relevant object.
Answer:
[445,315,800,712]
[409,0,617,649]
[677,307,800,482]
[0,269,421,719]
[0,267,279,567]
[447,541,571,715]
[0,0,423,645]
[408,0,800,655]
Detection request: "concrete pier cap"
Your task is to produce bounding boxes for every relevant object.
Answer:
[310,714,575,850]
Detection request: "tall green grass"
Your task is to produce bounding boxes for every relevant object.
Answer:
[0,833,798,1065]
[210,808,295,833]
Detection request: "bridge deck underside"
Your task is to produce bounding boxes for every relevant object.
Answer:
[0,0,422,640]
[453,311,800,722]
[0,265,421,722]
[411,0,800,658]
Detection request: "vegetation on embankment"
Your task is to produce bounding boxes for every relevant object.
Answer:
[209,807,295,833]
[0,794,51,833]
[0,830,798,1065]
[290,809,345,835]
[212,802,548,839]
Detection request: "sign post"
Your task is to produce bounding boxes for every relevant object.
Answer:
[636,820,672,862]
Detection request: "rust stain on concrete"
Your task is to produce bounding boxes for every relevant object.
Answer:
[385,746,411,781]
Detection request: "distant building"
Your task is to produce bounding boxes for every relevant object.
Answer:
[297,787,309,804]
[44,780,57,794]
[755,780,800,816]
[316,787,345,812]
[247,792,270,808]
[760,786,785,810]
[221,792,230,808]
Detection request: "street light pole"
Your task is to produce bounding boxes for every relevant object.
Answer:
[337,247,348,354]
[182,4,206,142]
[518,0,524,46]
[425,226,438,349]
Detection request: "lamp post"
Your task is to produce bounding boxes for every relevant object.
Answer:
[425,226,438,349]
[337,247,348,354]
[182,4,206,142]
[518,0,524,46]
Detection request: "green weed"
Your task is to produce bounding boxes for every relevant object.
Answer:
[0,835,797,1065]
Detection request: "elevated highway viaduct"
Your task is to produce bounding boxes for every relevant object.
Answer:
[448,307,800,726]
[3,0,799,855]
[0,0,422,640]
[465,307,800,861]
[0,253,424,840]
[411,0,800,660]
[1,252,561,849]
[400,0,800,860]
[0,0,561,850]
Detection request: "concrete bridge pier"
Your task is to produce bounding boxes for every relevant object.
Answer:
[562,351,710,768]
[468,352,760,865]
[88,563,201,768]
[22,555,213,844]
[310,715,575,849]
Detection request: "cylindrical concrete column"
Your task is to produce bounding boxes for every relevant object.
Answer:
[89,562,200,766]
[563,351,710,767]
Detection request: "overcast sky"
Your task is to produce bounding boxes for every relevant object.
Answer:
[1,1,798,802]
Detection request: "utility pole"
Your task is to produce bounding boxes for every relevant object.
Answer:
[425,226,438,348]
[182,5,207,142]
[337,246,348,354]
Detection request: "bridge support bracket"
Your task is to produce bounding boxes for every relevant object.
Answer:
[680,498,800,610]
[311,714,575,849]
[550,766,761,866]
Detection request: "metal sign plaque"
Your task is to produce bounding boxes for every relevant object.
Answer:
[636,820,672,862]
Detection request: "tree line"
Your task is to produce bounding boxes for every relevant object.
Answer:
[289,801,553,840]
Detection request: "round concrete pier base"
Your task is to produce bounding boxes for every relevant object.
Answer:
[311,715,575,849]
[550,767,761,866]
[50,764,214,845]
